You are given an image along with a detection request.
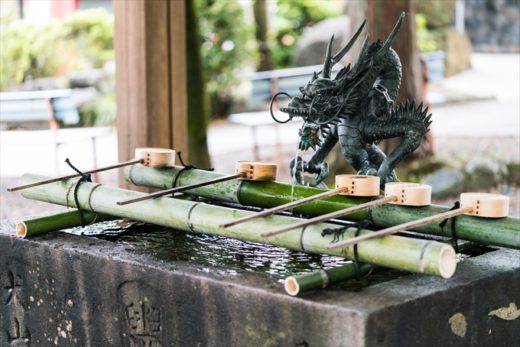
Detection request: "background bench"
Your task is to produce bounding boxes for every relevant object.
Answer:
[0,89,79,130]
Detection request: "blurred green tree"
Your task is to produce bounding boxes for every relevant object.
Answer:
[197,0,254,117]
[0,9,113,91]
[186,0,211,167]
[271,0,342,68]
[253,0,274,71]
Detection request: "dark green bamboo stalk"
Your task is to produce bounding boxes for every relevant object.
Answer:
[16,210,116,238]
[124,165,520,249]
[285,263,374,296]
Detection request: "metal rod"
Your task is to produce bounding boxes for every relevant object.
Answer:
[220,187,346,228]
[116,173,244,206]
[7,159,144,192]
[261,195,398,238]
[327,206,473,250]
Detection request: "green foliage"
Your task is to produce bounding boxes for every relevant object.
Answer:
[0,21,66,90]
[78,93,116,127]
[197,0,254,96]
[58,9,114,69]
[271,0,342,68]
[416,14,440,52]
[417,0,456,29]
[0,9,113,91]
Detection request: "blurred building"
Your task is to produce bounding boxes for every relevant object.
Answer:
[19,0,112,22]
[464,0,519,52]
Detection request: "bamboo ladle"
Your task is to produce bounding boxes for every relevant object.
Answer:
[7,147,176,192]
[261,182,432,238]
[327,192,510,250]
[116,161,277,206]
[220,174,380,228]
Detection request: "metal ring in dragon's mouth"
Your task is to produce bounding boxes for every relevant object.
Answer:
[270,92,293,124]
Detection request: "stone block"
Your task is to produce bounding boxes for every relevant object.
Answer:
[1,222,519,346]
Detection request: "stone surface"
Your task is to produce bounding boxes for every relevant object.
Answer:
[443,29,472,77]
[464,158,508,191]
[423,167,465,198]
[1,222,519,346]
[293,16,351,67]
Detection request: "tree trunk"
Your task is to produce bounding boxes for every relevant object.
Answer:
[253,0,274,71]
[185,0,211,167]
[367,0,432,156]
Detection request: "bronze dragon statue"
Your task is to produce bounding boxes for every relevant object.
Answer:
[270,13,431,187]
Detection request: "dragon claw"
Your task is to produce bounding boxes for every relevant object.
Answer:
[357,167,378,176]
[290,157,329,186]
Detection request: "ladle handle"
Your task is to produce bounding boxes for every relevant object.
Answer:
[327,206,473,250]
[261,195,397,238]
[116,173,243,206]
[220,187,346,228]
[7,159,143,192]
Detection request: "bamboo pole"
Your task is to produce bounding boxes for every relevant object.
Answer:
[16,210,116,238]
[328,206,473,249]
[124,166,520,248]
[220,187,347,228]
[19,174,456,278]
[285,263,374,296]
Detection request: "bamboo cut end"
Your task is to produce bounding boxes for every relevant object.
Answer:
[460,193,509,218]
[134,148,176,168]
[439,245,457,279]
[284,276,300,296]
[16,222,27,238]
[335,174,380,196]
[235,161,277,181]
[384,182,431,206]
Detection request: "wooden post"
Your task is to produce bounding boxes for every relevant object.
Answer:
[114,0,187,188]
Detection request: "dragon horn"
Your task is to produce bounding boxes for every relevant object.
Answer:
[376,12,405,59]
[332,19,366,64]
[356,35,369,63]
[322,35,335,78]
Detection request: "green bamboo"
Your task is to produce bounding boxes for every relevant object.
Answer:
[20,174,456,278]
[16,210,116,238]
[285,263,373,296]
[125,165,520,249]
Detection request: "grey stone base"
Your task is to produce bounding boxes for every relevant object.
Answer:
[1,223,519,347]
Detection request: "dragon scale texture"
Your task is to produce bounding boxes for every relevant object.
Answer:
[271,13,431,187]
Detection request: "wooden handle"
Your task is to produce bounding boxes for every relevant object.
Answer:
[7,158,143,192]
[134,147,176,167]
[116,173,243,206]
[235,161,277,181]
[384,182,431,206]
[261,195,397,238]
[7,147,176,192]
[327,192,510,250]
[460,193,509,218]
[220,187,346,228]
[335,175,380,196]
[327,206,473,250]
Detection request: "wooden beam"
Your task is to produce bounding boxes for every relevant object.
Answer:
[114,0,187,187]
[169,1,188,157]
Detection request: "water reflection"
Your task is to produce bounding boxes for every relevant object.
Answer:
[66,219,353,278]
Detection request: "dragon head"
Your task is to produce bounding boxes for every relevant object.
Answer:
[270,13,405,153]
